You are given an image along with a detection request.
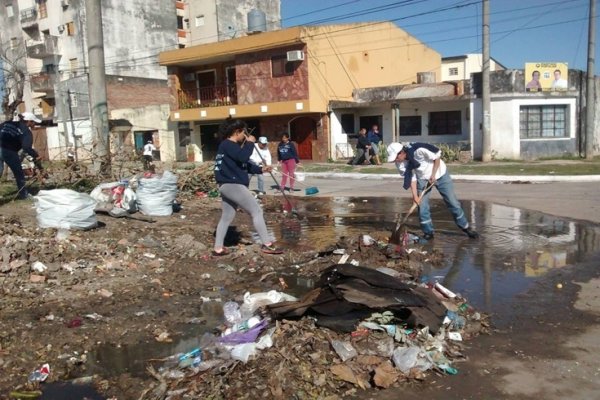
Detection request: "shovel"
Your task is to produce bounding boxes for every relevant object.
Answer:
[389,183,432,245]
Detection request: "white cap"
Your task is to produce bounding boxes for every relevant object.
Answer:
[386,142,405,162]
[19,112,42,124]
[258,136,268,144]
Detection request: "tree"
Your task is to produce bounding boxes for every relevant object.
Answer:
[0,37,28,121]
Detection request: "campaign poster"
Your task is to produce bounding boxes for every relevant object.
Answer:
[525,62,568,92]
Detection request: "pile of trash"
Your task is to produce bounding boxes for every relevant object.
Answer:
[144,265,488,399]
[177,162,218,195]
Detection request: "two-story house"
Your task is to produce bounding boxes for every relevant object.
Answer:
[159,22,442,162]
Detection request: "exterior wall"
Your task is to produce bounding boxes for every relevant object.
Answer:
[236,45,308,104]
[184,0,280,46]
[471,97,578,159]
[111,104,178,162]
[442,54,505,82]
[305,22,442,112]
[101,0,177,79]
[106,76,171,110]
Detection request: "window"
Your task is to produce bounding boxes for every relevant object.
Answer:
[400,116,422,136]
[195,15,204,27]
[520,105,568,138]
[341,114,355,134]
[429,111,461,135]
[44,64,56,73]
[6,4,14,18]
[271,55,294,77]
[10,37,18,49]
[66,21,75,36]
[69,58,78,76]
[448,67,458,76]
[38,0,48,19]
[69,92,78,107]
[177,15,184,29]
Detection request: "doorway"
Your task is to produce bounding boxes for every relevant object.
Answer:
[290,117,316,160]
[359,115,383,134]
[196,70,216,104]
[199,124,221,161]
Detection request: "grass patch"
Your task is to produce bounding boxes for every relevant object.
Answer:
[448,163,600,175]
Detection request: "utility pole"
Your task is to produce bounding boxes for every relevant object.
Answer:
[67,89,78,162]
[585,0,596,159]
[481,0,491,162]
[85,0,110,174]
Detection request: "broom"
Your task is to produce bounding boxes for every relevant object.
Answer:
[389,183,433,245]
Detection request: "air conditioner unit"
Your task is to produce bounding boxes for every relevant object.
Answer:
[286,50,304,62]
[61,0,70,7]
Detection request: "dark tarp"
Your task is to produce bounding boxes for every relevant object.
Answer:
[267,264,446,333]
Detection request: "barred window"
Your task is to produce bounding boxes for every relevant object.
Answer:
[520,105,568,138]
[448,67,459,76]
[429,111,461,135]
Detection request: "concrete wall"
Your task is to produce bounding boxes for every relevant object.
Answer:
[305,22,442,112]
[111,104,178,162]
[185,0,280,46]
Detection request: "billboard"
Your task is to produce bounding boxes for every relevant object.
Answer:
[525,62,568,92]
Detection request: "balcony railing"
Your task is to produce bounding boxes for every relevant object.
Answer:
[20,7,38,29]
[26,36,58,59]
[177,85,237,109]
[30,72,57,93]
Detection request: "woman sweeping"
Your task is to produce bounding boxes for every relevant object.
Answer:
[277,133,300,192]
[213,118,283,256]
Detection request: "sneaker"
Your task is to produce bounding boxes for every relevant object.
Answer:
[261,243,284,254]
[462,227,479,239]
[422,232,434,240]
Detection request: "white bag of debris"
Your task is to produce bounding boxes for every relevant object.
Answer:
[34,189,98,230]
[135,171,178,216]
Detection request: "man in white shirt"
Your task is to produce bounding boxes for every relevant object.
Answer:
[249,136,272,195]
[387,142,478,240]
[143,140,156,170]
[550,69,568,91]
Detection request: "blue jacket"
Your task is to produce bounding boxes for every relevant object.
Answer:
[402,142,440,190]
[214,140,262,186]
[0,121,39,158]
[277,141,299,163]
[367,130,381,145]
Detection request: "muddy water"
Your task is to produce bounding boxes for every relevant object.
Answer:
[276,197,600,322]
[87,196,600,380]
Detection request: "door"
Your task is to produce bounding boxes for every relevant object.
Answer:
[291,117,316,160]
[226,66,237,103]
[200,124,221,161]
[196,70,216,104]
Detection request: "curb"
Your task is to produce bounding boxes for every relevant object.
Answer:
[303,172,600,183]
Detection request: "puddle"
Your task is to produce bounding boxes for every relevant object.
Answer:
[40,381,105,400]
[88,196,600,378]
[272,197,600,322]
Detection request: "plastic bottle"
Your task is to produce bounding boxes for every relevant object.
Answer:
[222,301,242,326]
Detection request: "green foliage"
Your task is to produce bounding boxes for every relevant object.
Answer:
[436,143,461,163]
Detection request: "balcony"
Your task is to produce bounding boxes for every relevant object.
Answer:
[30,72,57,94]
[20,7,38,30]
[26,36,58,59]
[178,85,237,109]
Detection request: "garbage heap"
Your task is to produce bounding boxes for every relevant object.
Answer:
[144,264,488,400]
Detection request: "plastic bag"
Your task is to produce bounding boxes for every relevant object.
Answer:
[136,171,178,216]
[331,340,357,361]
[34,189,97,230]
[239,290,298,318]
[392,346,432,374]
